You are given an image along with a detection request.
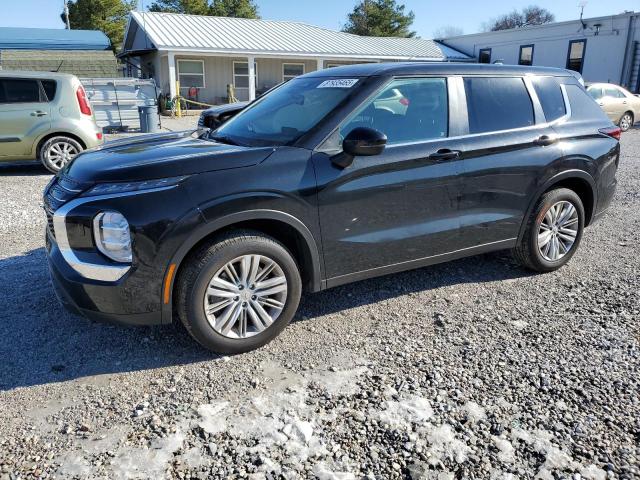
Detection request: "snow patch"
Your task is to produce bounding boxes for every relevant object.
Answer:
[426,424,471,465]
[463,401,486,423]
[313,462,357,480]
[375,395,433,429]
[492,436,515,463]
[580,464,607,480]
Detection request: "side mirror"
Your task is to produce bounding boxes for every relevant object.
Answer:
[343,127,387,157]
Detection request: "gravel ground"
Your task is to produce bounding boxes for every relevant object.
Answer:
[0,129,638,479]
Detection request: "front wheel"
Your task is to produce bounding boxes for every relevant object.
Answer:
[39,136,83,173]
[176,230,302,354]
[513,188,585,272]
[619,112,634,132]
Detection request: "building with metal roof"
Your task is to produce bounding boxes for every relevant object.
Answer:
[121,11,471,104]
[440,11,640,93]
[0,27,117,77]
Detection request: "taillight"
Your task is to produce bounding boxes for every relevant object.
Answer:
[399,97,410,106]
[76,85,92,116]
[599,126,621,140]
[96,132,103,141]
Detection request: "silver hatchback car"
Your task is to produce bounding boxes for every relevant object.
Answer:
[0,71,104,172]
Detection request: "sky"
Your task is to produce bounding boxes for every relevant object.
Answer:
[1,0,638,37]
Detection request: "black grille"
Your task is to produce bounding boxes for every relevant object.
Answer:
[43,175,92,238]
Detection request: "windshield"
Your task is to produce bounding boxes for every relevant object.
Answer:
[212,77,362,147]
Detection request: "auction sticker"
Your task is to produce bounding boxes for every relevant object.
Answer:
[317,79,359,88]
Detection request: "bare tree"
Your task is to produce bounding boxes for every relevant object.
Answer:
[483,5,555,31]
[432,25,463,38]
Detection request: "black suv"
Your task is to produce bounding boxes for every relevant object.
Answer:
[45,63,620,353]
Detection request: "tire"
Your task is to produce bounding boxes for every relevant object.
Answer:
[512,188,585,273]
[619,111,634,132]
[175,230,302,354]
[39,136,83,173]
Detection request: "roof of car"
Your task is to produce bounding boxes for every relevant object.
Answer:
[306,62,574,78]
[0,71,77,80]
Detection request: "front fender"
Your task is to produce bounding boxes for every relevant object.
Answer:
[159,207,323,324]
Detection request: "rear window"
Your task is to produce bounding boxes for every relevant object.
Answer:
[0,79,42,103]
[464,77,534,134]
[532,77,566,122]
[41,80,57,101]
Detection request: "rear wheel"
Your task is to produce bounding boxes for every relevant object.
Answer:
[176,230,302,354]
[513,188,584,272]
[619,111,634,132]
[39,136,83,173]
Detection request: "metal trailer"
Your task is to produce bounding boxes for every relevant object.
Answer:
[81,77,160,132]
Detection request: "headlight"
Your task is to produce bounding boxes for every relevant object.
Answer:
[82,176,188,197]
[93,211,132,263]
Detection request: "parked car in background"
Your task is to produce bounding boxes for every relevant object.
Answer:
[45,63,619,354]
[0,71,103,173]
[197,101,248,129]
[586,83,640,132]
[198,82,286,130]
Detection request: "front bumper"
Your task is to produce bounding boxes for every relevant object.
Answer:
[47,231,163,326]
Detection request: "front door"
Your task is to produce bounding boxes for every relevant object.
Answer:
[314,77,465,283]
[0,78,50,158]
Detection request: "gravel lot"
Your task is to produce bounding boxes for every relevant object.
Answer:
[0,129,638,479]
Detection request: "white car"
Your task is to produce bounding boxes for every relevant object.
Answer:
[586,83,640,132]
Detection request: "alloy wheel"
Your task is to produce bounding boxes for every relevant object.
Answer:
[45,140,80,170]
[203,254,288,339]
[537,200,579,262]
[620,113,632,132]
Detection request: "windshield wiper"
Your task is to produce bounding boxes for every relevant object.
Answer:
[209,134,245,147]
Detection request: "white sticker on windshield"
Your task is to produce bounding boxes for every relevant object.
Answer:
[317,79,359,89]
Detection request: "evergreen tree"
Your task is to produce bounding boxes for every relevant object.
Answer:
[62,0,137,52]
[343,0,415,38]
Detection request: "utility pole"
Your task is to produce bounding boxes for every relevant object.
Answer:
[63,0,70,29]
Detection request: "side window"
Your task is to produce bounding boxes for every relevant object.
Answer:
[566,40,586,73]
[464,77,534,134]
[603,87,626,99]
[0,79,42,103]
[340,77,448,145]
[532,77,566,122]
[41,80,57,101]
[519,45,534,66]
[478,48,491,64]
[587,87,603,101]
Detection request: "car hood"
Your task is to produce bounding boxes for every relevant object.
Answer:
[63,130,274,183]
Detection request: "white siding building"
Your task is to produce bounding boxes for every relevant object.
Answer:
[441,11,640,92]
[120,11,471,105]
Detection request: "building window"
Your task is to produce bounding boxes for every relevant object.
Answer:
[326,63,341,68]
[233,61,258,90]
[283,63,305,81]
[566,40,586,73]
[177,59,205,89]
[478,48,491,64]
[519,44,534,66]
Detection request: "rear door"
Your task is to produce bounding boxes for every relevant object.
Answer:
[314,76,466,283]
[0,78,51,158]
[456,75,565,248]
[600,86,628,122]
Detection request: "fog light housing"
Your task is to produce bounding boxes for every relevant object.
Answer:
[93,211,132,263]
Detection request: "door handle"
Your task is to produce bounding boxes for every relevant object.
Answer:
[428,149,460,161]
[534,135,557,146]
[31,111,48,117]
[598,102,604,106]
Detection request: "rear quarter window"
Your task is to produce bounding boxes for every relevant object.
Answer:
[464,77,534,134]
[41,80,57,101]
[532,77,566,122]
[565,84,610,122]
